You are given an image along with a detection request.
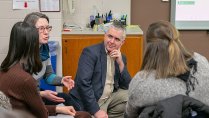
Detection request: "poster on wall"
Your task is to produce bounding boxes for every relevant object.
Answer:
[40,0,60,12]
[13,0,39,10]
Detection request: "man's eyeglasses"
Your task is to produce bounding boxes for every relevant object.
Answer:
[37,26,52,33]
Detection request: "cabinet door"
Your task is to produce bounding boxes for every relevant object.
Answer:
[62,35,104,79]
[121,35,143,77]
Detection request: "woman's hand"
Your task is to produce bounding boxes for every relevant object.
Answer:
[56,106,76,116]
[61,76,74,91]
[40,90,65,102]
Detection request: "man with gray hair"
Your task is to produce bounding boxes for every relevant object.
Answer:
[69,21,131,118]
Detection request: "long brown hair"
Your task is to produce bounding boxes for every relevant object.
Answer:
[0,22,42,74]
[141,21,193,78]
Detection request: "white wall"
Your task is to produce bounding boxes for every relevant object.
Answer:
[0,0,63,91]
[63,0,131,28]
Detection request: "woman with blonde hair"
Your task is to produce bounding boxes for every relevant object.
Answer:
[125,21,209,118]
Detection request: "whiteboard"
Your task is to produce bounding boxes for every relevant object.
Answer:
[170,0,209,30]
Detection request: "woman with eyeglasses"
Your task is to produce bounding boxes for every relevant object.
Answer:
[23,12,91,118]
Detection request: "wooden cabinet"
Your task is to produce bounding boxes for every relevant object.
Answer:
[62,34,143,92]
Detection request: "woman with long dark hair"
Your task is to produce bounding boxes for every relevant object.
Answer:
[0,22,91,118]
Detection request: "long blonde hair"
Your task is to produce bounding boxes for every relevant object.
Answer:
[141,21,193,78]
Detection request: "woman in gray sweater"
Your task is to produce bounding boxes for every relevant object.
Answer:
[125,21,209,118]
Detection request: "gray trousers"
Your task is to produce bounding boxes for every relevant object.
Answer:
[98,89,128,118]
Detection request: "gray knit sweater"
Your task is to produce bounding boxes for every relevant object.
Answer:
[125,52,209,118]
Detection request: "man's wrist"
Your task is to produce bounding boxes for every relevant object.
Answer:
[119,62,124,72]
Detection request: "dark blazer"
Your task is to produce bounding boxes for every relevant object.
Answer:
[70,42,131,114]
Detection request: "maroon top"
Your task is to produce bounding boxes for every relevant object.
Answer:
[0,63,56,118]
